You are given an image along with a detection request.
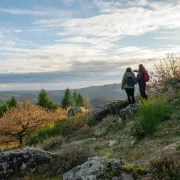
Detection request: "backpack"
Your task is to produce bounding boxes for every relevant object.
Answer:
[126,76,136,86]
[144,70,149,82]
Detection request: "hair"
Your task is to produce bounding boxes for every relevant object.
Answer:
[126,67,132,73]
[139,64,145,73]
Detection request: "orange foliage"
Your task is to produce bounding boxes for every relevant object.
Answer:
[0,101,67,148]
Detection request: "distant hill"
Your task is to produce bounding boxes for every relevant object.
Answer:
[0,83,129,108]
[90,97,110,108]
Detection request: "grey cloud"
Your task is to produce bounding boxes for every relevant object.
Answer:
[0,60,141,85]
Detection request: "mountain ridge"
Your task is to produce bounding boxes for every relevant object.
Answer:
[0,83,127,107]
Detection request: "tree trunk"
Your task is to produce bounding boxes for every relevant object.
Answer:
[18,133,23,146]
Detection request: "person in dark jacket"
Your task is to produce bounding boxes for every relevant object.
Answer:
[121,67,136,104]
[136,64,148,99]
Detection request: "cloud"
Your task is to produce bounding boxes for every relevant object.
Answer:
[0,7,71,17]
[1,0,180,90]
[0,58,154,85]
[154,29,180,40]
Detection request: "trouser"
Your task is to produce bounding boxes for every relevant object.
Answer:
[125,88,135,104]
[138,82,148,100]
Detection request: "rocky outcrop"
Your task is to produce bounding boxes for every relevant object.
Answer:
[63,156,134,180]
[93,100,137,121]
[0,147,52,177]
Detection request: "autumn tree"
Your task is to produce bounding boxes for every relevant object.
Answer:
[61,88,73,109]
[37,89,58,110]
[0,102,56,146]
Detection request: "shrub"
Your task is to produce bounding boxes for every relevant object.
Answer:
[87,115,98,127]
[39,136,65,150]
[147,150,180,180]
[154,54,180,84]
[132,94,172,139]
[27,114,90,146]
[50,145,91,176]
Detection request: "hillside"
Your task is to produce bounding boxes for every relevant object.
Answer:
[0,83,128,107]
[0,83,179,180]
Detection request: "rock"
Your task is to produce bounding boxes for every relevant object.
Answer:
[68,107,87,117]
[118,104,137,119]
[109,140,117,147]
[0,147,52,176]
[63,156,134,180]
[93,100,129,121]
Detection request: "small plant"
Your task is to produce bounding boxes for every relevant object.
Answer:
[39,136,65,150]
[50,145,91,176]
[147,150,180,180]
[87,115,98,127]
[27,114,90,146]
[132,94,172,139]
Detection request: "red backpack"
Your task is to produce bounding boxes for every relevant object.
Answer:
[144,70,149,82]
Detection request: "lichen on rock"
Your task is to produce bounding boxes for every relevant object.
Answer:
[0,147,52,177]
[63,156,134,180]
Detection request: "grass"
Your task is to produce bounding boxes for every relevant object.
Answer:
[132,94,173,139]
[39,136,65,151]
[147,150,180,180]
[27,114,91,146]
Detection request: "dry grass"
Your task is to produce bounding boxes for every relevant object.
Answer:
[101,115,118,126]
[39,136,65,151]
[146,150,180,180]
[49,145,91,176]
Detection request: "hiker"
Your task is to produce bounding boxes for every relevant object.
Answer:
[121,67,136,104]
[135,64,149,100]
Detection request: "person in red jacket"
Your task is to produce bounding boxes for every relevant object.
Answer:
[135,64,149,100]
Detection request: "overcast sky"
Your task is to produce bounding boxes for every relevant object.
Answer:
[0,0,180,90]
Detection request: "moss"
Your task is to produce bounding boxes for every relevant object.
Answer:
[106,163,117,177]
[122,165,147,179]
[111,146,120,152]
[104,152,113,159]
[51,153,61,159]
[29,174,63,180]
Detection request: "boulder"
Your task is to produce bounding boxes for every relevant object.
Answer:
[68,107,87,117]
[0,147,52,176]
[119,104,137,119]
[63,156,134,180]
[93,100,137,121]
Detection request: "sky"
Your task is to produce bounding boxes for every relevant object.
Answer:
[0,0,180,91]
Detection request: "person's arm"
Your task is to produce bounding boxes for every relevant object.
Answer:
[136,71,141,82]
[121,74,125,90]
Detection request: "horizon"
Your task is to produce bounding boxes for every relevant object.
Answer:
[1,0,180,90]
[0,82,122,92]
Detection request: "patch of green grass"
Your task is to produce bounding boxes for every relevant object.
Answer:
[27,115,90,146]
[132,94,173,139]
